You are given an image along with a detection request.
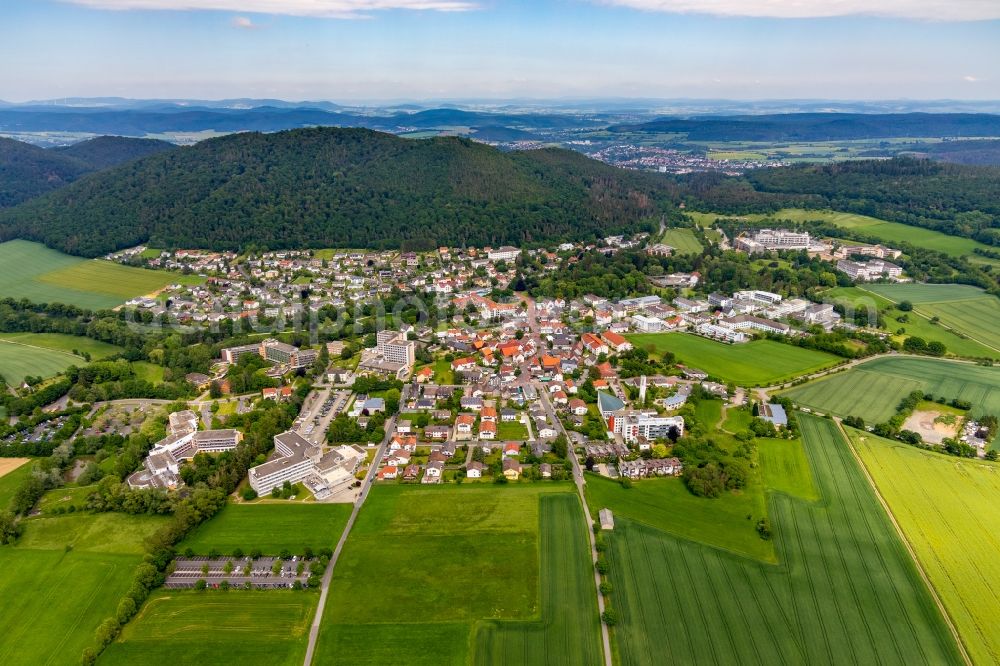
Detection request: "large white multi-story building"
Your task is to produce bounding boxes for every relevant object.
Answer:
[128,415,243,490]
[720,314,791,335]
[597,391,685,446]
[221,339,317,369]
[836,259,903,282]
[376,330,416,366]
[736,229,812,253]
[487,246,521,262]
[248,431,364,499]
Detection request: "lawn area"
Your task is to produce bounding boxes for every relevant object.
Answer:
[101,590,318,666]
[0,458,33,510]
[626,333,841,386]
[0,339,85,384]
[314,483,591,665]
[131,361,165,383]
[660,227,703,255]
[585,473,774,562]
[601,414,963,666]
[781,356,1000,426]
[432,357,455,384]
[864,284,1000,354]
[821,286,999,359]
[849,427,1000,666]
[180,503,353,555]
[16,512,169,555]
[0,511,169,665]
[0,332,122,359]
[497,419,529,440]
[0,239,203,310]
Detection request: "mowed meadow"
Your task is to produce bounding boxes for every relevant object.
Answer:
[627,333,841,386]
[0,239,201,310]
[0,512,169,665]
[179,503,353,556]
[314,484,601,665]
[850,428,1000,665]
[781,357,1000,426]
[0,332,124,384]
[102,590,318,666]
[599,414,963,666]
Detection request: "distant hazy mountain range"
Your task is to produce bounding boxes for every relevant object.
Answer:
[1,98,999,139]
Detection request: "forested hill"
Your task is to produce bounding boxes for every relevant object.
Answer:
[0,138,92,207]
[52,135,175,170]
[0,127,680,257]
[0,136,176,208]
[610,113,1000,141]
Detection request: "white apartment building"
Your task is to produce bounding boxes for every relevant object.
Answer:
[249,431,364,497]
[696,322,748,343]
[836,259,903,282]
[736,229,812,253]
[720,315,791,335]
[376,330,416,365]
[487,246,521,262]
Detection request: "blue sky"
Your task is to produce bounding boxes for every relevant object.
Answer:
[1,0,998,101]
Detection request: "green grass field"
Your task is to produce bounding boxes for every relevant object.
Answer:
[864,284,1000,354]
[0,239,202,310]
[0,459,33,510]
[314,484,596,665]
[0,511,169,665]
[660,227,704,255]
[602,414,963,666]
[102,590,318,666]
[585,473,773,562]
[757,438,820,501]
[473,494,603,666]
[782,356,1000,425]
[497,419,529,440]
[180,503,353,555]
[821,286,1000,359]
[131,360,165,383]
[0,340,88,384]
[0,333,122,358]
[627,333,841,386]
[850,428,1000,665]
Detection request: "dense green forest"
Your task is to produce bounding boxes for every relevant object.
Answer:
[0,127,680,256]
[0,138,92,207]
[52,135,174,170]
[0,135,174,208]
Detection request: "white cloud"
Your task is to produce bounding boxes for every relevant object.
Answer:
[231,15,256,28]
[963,75,978,82]
[593,1,1000,21]
[63,0,478,19]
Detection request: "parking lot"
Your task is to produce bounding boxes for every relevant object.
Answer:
[165,556,315,589]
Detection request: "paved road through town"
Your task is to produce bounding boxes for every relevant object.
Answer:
[303,413,395,666]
